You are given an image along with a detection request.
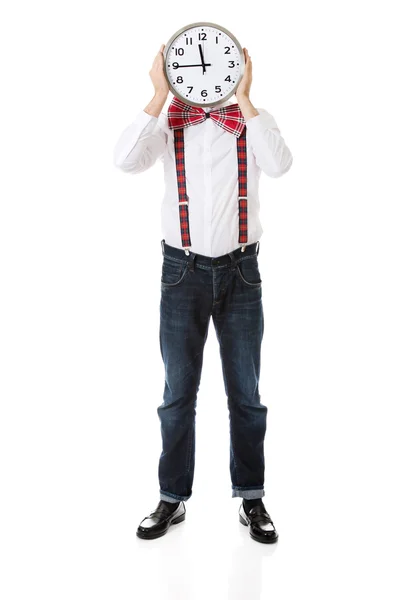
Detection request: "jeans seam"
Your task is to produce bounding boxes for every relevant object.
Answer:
[162,254,187,266]
[236,261,262,287]
[185,423,193,475]
[227,396,239,483]
[184,349,201,475]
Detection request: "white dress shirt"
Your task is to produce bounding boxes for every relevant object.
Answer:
[113,97,293,257]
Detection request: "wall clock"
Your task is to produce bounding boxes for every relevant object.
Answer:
[163,22,244,108]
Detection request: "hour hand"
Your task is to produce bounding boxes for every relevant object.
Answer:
[198,44,206,74]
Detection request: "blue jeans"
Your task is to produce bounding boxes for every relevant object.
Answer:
[157,239,267,502]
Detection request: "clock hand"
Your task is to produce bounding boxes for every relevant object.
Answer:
[198,44,206,74]
[174,63,212,68]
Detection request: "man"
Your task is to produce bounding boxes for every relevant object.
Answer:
[114,43,293,543]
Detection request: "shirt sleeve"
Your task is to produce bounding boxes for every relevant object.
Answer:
[113,110,167,174]
[246,108,293,178]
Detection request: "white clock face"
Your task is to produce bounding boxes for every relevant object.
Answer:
[164,23,244,107]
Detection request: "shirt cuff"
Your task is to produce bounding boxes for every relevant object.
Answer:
[135,109,160,130]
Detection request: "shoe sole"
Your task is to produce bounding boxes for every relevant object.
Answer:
[239,513,279,543]
[136,512,186,540]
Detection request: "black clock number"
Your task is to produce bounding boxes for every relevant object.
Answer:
[225,75,231,82]
[224,46,231,54]
[177,76,183,83]
[175,48,184,56]
[215,85,221,93]
[199,32,207,41]
[185,37,193,45]
[172,62,179,69]
[228,61,235,68]
[187,86,193,93]
[201,90,208,97]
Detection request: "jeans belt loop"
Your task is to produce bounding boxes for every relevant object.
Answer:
[228,251,236,271]
[188,251,196,272]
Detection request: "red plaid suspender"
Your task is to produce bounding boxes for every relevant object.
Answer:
[173,126,248,255]
[237,127,248,248]
[173,128,191,252]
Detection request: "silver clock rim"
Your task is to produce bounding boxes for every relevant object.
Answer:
[162,21,245,108]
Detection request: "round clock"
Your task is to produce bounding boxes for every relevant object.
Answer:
[163,21,244,108]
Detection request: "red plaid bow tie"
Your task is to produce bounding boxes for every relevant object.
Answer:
[167,96,245,137]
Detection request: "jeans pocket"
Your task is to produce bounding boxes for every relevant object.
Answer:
[236,255,262,287]
[161,255,189,287]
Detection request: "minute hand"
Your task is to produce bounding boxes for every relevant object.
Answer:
[175,63,212,68]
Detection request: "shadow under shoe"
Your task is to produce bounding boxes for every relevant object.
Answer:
[136,500,186,540]
[239,501,279,543]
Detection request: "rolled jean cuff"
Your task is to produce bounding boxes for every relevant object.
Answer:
[231,486,265,499]
[160,490,191,503]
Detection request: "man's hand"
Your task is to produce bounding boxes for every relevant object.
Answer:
[235,48,259,121]
[149,44,170,98]
[236,48,252,100]
[144,44,170,117]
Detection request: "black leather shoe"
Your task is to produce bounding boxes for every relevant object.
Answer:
[239,501,279,543]
[136,500,186,540]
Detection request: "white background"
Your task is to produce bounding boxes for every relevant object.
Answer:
[1,1,399,599]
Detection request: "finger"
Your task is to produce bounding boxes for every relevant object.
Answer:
[154,47,164,67]
[154,44,164,61]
